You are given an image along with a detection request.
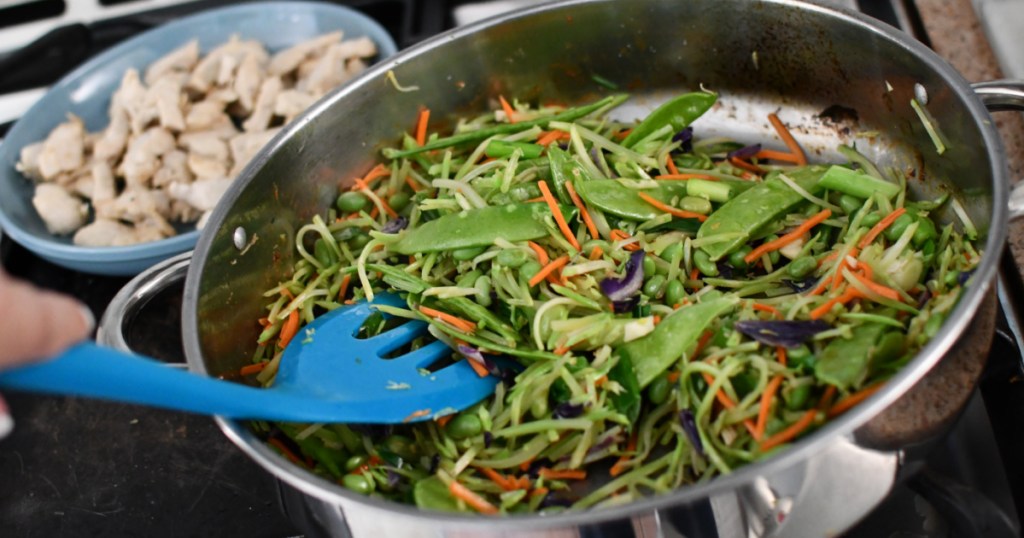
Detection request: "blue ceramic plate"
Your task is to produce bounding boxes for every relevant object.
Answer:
[0,2,396,276]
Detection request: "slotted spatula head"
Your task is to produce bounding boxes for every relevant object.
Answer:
[273,292,502,423]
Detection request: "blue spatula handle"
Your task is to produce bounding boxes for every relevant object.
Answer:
[0,342,325,421]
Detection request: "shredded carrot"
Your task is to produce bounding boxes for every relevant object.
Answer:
[693,330,714,358]
[565,181,600,239]
[701,371,758,436]
[449,480,499,514]
[537,130,570,146]
[729,156,766,175]
[760,409,817,451]
[415,107,430,146]
[665,154,680,175]
[609,433,638,477]
[767,112,807,165]
[828,382,886,418]
[368,206,380,220]
[268,438,306,467]
[775,346,787,366]
[404,176,423,193]
[519,460,532,472]
[655,173,720,181]
[594,375,608,387]
[258,317,270,328]
[652,315,662,326]
[436,414,453,428]
[337,274,352,301]
[278,309,301,349]
[499,95,516,123]
[527,241,550,265]
[828,249,860,291]
[752,302,782,318]
[240,362,268,376]
[755,375,784,440]
[744,208,832,264]
[610,229,642,251]
[858,207,907,249]
[418,305,477,333]
[848,269,902,301]
[538,180,581,251]
[539,468,587,480]
[589,246,604,260]
[614,128,632,140]
[552,345,570,356]
[754,148,804,164]
[689,267,700,281]
[637,191,708,222]
[402,408,432,423]
[666,371,681,383]
[478,467,518,491]
[466,357,490,377]
[350,163,389,191]
[809,286,862,320]
[529,487,549,497]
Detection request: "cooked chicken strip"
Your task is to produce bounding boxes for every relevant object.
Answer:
[37,116,86,180]
[32,183,87,235]
[145,40,200,85]
[147,77,186,132]
[242,76,282,132]
[298,45,343,97]
[93,106,130,161]
[168,177,233,212]
[268,31,342,76]
[119,127,175,187]
[273,90,317,123]
[16,142,43,181]
[152,150,192,188]
[234,52,264,113]
[91,160,117,203]
[73,218,138,246]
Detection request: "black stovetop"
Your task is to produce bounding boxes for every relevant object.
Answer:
[2,1,1024,537]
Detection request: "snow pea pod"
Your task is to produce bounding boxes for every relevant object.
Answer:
[696,165,828,261]
[383,94,628,159]
[621,92,717,148]
[486,140,543,159]
[547,145,585,204]
[617,296,739,388]
[574,179,711,221]
[389,202,576,255]
[815,322,889,390]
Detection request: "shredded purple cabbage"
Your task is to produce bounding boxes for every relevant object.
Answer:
[727,143,762,159]
[601,250,646,305]
[958,269,975,286]
[483,431,494,449]
[552,401,585,419]
[672,127,694,153]
[457,344,499,375]
[783,278,819,293]
[386,469,402,489]
[679,410,704,457]
[382,216,409,234]
[539,493,574,509]
[734,319,831,348]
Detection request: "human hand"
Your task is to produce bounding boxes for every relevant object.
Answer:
[0,268,94,439]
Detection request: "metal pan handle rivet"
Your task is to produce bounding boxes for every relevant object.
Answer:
[233,227,248,250]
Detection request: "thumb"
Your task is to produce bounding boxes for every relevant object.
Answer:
[0,271,94,369]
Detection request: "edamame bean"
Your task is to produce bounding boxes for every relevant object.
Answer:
[446,414,484,440]
[644,274,666,297]
[343,473,374,494]
[350,231,371,249]
[389,191,411,213]
[520,260,542,281]
[314,238,336,267]
[345,454,367,472]
[646,373,671,405]
[452,245,486,261]
[383,434,417,459]
[785,385,811,410]
[728,246,751,270]
[665,279,686,306]
[912,216,937,247]
[659,243,683,263]
[456,270,483,288]
[838,194,864,215]
[787,256,817,279]
[643,255,657,277]
[337,191,369,213]
[884,213,915,241]
[945,270,960,288]
[787,345,814,372]
[861,212,882,228]
[693,249,719,276]
[475,275,492,307]
[496,248,529,268]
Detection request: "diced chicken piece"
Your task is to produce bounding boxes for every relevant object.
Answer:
[273,90,316,123]
[298,45,344,97]
[216,53,238,87]
[168,177,233,212]
[233,52,264,113]
[184,99,228,131]
[187,154,229,181]
[334,36,377,61]
[268,31,342,76]
[73,219,138,246]
[152,150,192,188]
[37,116,86,180]
[119,127,175,187]
[114,69,158,135]
[229,128,279,177]
[32,183,87,235]
[145,40,200,85]
[188,35,238,93]
[134,213,176,241]
[93,106,130,162]
[94,187,169,223]
[91,160,117,203]
[16,142,44,181]
[242,76,282,132]
[207,87,240,104]
[147,77,186,132]
[168,199,203,223]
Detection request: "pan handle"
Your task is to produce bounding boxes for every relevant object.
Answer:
[971,80,1024,220]
[96,251,191,366]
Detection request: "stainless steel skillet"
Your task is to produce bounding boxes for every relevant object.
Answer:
[102,0,1024,535]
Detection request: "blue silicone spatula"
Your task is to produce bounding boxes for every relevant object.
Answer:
[0,293,501,423]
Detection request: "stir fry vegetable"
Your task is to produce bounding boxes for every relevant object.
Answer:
[244,92,980,514]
